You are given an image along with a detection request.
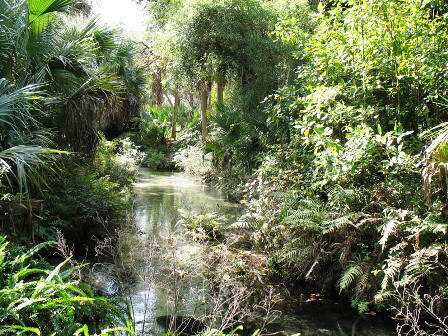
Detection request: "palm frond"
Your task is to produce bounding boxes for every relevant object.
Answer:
[69,66,123,99]
[0,145,67,196]
[93,24,120,57]
[0,79,43,134]
[28,0,73,37]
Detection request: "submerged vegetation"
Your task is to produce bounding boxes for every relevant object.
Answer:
[2,0,448,334]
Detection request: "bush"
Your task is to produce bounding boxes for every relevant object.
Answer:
[42,164,131,253]
[173,145,213,177]
[137,117,167,149]
[178,209,226,241]
[142,150,176,171]
[0,236,133,335]
[39,135,143,251]
[95,135,144,188]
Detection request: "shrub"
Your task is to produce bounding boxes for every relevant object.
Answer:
[173,145,212,177]
[41,159,132,253]
[142,150,176,171]
[95,135,144,189]
[138,117,167,149]
[0,236,133,335]
[178,209,226,241]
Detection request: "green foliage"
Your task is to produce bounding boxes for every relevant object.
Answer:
[0,0,146,154]
[0,1,142,333]
[0,236,133,335]
[41,164,130,249]
[0,78,64,200]
[176,0,287,123]
[173,144,212,177]
[305,0,448,129]
[94,135,144,188]
[135,106,170,148]
[226,0,448,326]
[5,0,448,332]
[210,105,263,174]
[178,209,226,241]
[28,0,73,37]
[37,136,141,249]
[142,150,175,171]
[201,325,259,336]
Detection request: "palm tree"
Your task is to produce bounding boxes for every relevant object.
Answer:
[0,0,75,197]
[0,0,146,195]
[0,79,61,197]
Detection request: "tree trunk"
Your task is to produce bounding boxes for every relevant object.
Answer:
[200,82,210,139]
[188,92,195,109]
[155,67,163,107]
[217,79,226,106]
[172,91,180,140]
[164,93,173,107]
[188,93,195,120]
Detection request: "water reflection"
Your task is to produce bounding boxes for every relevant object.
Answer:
[130,170,239,335]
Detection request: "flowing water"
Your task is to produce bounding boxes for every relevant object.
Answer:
[128,169,242,335]
[94,169,396,336]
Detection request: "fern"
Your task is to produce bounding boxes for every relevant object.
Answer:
[339,262,365,292]
[405,246,442,281]
[323,214,355,234]
[380,256,403,292]
[379,219,401,250]
[0,236,133,335]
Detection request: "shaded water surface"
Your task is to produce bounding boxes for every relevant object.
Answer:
[123,169,394,336]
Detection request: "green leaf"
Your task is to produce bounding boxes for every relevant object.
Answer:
[0,325,41,335]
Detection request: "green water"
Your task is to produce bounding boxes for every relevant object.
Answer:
[125,169,395,336]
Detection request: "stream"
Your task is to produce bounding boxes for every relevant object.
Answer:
[128,169,242,335]
[91,169,396,336]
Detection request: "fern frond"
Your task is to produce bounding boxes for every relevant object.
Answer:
[405,246,441,281]
[339,262,364,292]
[379,219,401,250]
[323,214,355,234]
[380,256,403,292]
[355,270,370,298]
[231,219,255,230]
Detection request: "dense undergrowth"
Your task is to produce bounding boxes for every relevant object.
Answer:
[139,0,448,334]
[39,136,143,254]
[0,236,134,335]
[3,0,448,334]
